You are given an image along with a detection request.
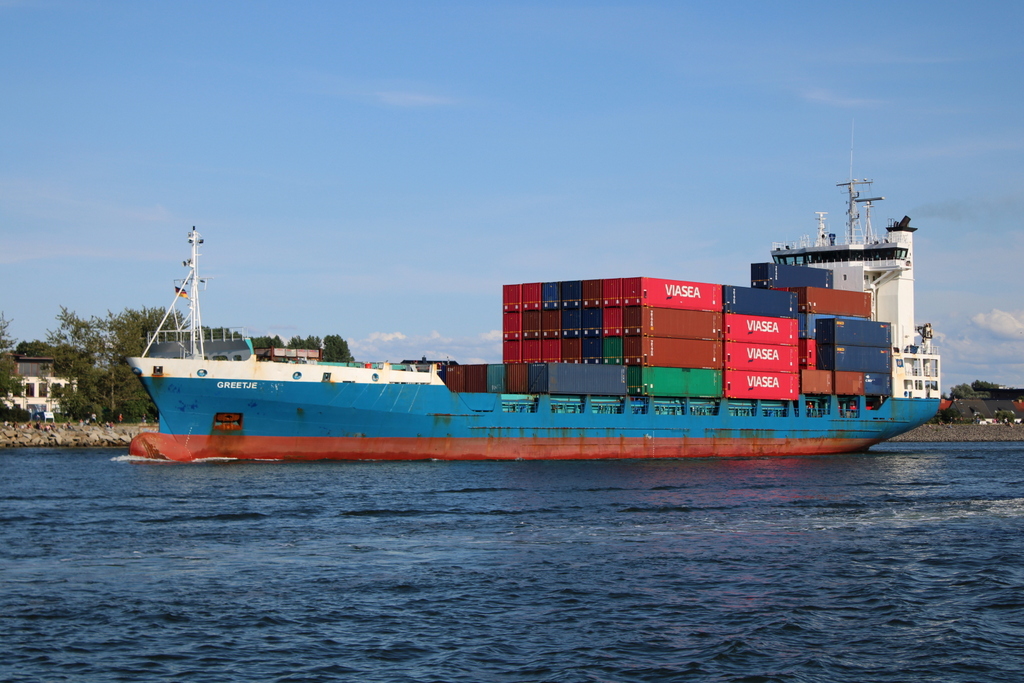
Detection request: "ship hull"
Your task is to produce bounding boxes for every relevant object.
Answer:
[127,370,938,462]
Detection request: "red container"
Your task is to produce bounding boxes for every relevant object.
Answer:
[602,278,623,307]
[723,370,799,400]
[444,364,488,393]
[834,370,866,395]
[503,311,521,340]
[723,313,798,346]
[505,363,530,393]
[799,339,817,368]
[800,368,832,395]
[724,342,798,372]
[521,282,542,311]
[503,340,522,363]
[503,284,521,312]
[582,279,603,307]
[623,337,722,369]
[561,338,582,363]
[790,287,872,318]
[541,309,561,338]
[602,306,623,336]
[621,277,722,311]
[522,310,541,339]
[541,339,561,362]
[522,339,542,363]
[624,307,722,340]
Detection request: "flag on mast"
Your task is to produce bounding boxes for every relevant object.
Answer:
[175,286,189,299]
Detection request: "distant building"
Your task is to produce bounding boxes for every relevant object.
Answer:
[945,398,1024,423]
[3,354,73,418]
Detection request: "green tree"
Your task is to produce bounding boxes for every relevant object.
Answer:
[994,409,1016,424]
[287,335,322,350]
[323,335,354,363]
[949,383,990,399]
[0,312,24,401]
[972,380,1001,391]
[251,335,284,348]
[15,339,55,356]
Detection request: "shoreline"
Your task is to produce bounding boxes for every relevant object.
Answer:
[2,423,1022,449]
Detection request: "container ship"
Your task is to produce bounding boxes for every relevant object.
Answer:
[128,180,940,462]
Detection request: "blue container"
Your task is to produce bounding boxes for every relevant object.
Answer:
[560,280,582,309]
[561,309,581,338]
[817,345,892,373]
[722,285,798,318]
[581,307,603,337]
[486,364,506,393]
[815,318,892,348]
[582,337,603,364]
[751,262,833,289]
[798,314,866,339]
[863,372,892,396]
[528,363,627,395]
[542,282,560,310]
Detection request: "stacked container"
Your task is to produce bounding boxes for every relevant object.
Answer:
[720,285,800,400]
[815,318,893,396]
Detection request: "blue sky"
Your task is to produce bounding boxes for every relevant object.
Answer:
[2,1,1023,389]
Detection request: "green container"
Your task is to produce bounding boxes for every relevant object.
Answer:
[486,364,506,393]
[602,336,623,365]
[626,366,722,397]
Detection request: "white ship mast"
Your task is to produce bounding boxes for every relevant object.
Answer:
[142,228,207,359]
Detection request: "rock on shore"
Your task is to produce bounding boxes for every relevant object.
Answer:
[886,423,1024,442]
[0,424,158,449]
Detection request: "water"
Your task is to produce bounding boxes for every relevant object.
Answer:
[3,444,1024,683]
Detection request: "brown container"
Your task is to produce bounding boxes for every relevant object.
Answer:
[582,279,604,307]
[623,307,722,339]
[541,309,561,338]
[800,368,833,395]
[790,286,872,318]
[505,363,530,393]
[623,337,722,369]
[833,370,866,395]
[444,364,488,393]
[522,309,542,339]
[561,338,582,363]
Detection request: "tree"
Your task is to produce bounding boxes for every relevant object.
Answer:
[972,380,1001,391]
[993,410,1016,424]
[251,335,284,348]
[949,383,990,399]
[323,335,354,363]
[15,339,54,357]
[0,312,24,402]
[287,335,322,350]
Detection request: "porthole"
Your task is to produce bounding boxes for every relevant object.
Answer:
[371,373,380,382]
[197,369,208,377]
[293,371,302,380]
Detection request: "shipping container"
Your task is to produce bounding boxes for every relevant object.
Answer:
[815,318,892,347]
[624,307,723,340]
[505,363,530,393]
[602,278,623,307]
[444,364,488,393]
[798,338,817,368]
[528,363,628,396]
[503,340,521,364]
[833,371,866,396]
[817,345,892,373]
[723,370,800,400]
[561,308,582,338]
[521,282,542,311]
[560,280,582,309]
[541,339,561,362]
[503,284,522,312]
[790,286,872,317]
[522,339,542,363]
[623,337,722,369]
[722,285,798,318]
[582,279,603,308]
[800,368,833,395]
[602,306,623,336]
[750,262,833,290]
[602,336,623,364]
[581,307,603,337]
[582,337,603,364]
[542,282,560,310]
[541,309,561,338]
[864,372,893,396]
[561,338,582,363]
[626,366,723,397]
[723,342,799,372]
[621,277,722,311]
[722,313,798,345]
[797,313,867,339]
[522,309,542,339]
[502,311,521,340]
[487,364,506,393]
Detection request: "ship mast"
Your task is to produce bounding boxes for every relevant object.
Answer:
[141,228,207,359]
[837,178,884,245]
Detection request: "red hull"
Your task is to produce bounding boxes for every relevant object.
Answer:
[130,431,881,463]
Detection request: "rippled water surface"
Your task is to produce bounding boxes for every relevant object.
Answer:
[3,443,1024,682]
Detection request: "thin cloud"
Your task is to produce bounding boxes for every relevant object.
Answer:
[374,91,457,108]
[971,310,1024,340]
[350,330,500,364]
[801,89,884,108]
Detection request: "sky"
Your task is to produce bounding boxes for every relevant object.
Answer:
[2,1,1023,390]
